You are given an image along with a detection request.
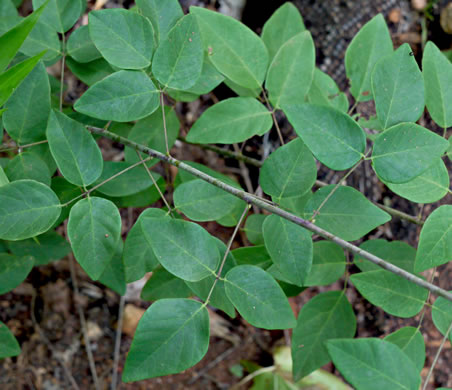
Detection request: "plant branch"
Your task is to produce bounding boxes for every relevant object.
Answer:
[262,91,284,145]
[110,294,125,390]
[177,136,423,226]
[206,204,250,304]
[86,126,452,302]
[230,366,276,390]
[0,139,49,152]
[422,320,452,390]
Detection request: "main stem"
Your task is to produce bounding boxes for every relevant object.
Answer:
[86,126,452,303]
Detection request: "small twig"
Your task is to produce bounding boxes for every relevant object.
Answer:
[86,127,451,302]
[68,254,101,390]
[230,365,276,390]
[136,151,173,214]
[0,139,49,153]
[110,294,125,390]
[422,320,452,390]
[30,291,80,390]
[62,157,152,207]
[310,153,368,221]
[262,92,284,145]
[417,269,436,329]
[206,204,250,303]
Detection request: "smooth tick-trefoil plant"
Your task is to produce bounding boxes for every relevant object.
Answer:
[0,1,451,389]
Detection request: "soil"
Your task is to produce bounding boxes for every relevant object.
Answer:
[1,1,451,389]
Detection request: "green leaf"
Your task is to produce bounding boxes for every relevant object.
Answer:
[0,180,61,240]
[174,179,244,222]
[231,245,272,268]
[67,197,121,280]
[350,270,428,317]
[0,51,46,107]
[354,239,417,273]
[384,327,425,373]
[0,321,21,358]
[261,2,305,62]
[123,208,168,283]
[141,218,219,282]
[185,238,236,318]
[67,24,101,63]
[372,43,424,129]
[89,8,154,70]
[66,57,114,86]
[307,68,349,112]
[303,241,346,286]
[191,6,268,89]
[176,161,242,189]
[274,191,312,218]
[224,77,261,98]
[27,143,57,176]
[20,21,61,62]
[98,239,126,296]
[266,31,315,108]
[32,0,82,33]
[326,338,421,390]
[304,185,391,241]
[371,122,449,184]
[92,161,160,197]
[186,97,272,144]
[124,106,180,163]
[345,14,393,102]
[432,295,452,343]
[152,14,203,90]
[292,291,356,381]
[0,253,34,294]
[46,110,103,187]
[0,166,9,187]
[112,177,166,208]
[3,62,50,143]
[136,0,183,43]
[74,70,159,122]
[260,138,316,201]
[415,205,452,272]
[283,104,366,170]
[141,267,192,301]
[7,230,70,266]
[224,265,296,329]
[383,158,450,204]
[0,0,48,73]
[262,215,312,287]
[243,214,266,245]
[422,41,452,128]
[123,298,209,382]
[5,152,51,186]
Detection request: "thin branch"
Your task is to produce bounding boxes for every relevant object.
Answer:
[262,92,284,145]
[110,295,125,390]
[68,254,101,390]
[62,157,152,207]
[422,320,452,390]
[0,139,49,153]
[206,204,250,304]
[86,126,452,302]
[136,151,173,214]
[230,366,276,390]
[177,136,423,226]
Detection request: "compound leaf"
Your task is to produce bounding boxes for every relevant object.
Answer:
[191,6,268,89]
[141,218,219,282]
[123,299,209,382]
[89,8,154,69]
[74,70,159,122]
[345,14,393,101]
[224,265,296,330]
[283,104,366,170]
[415,205,452,272]
[305,185,391,241]
[266,31,315,108]
[46,110,103,187]
[292,291,356,381]
[372,122,448,184]
[67,197,121,280]
[326,338,421,390]
[0,180,61,241]
[186,97,272,144]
